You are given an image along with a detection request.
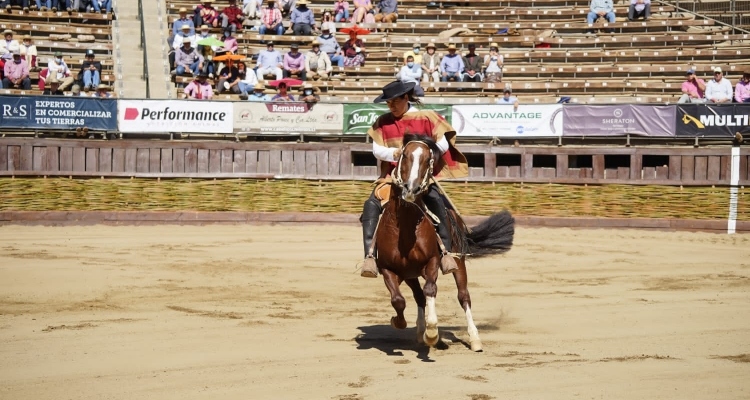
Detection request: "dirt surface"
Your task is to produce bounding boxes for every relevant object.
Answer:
[1,224,749,399]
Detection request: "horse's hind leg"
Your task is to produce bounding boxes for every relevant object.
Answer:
[453,258,482,352]
[382,269,407,329]
[422,257,440,347]
[404,278,426,344]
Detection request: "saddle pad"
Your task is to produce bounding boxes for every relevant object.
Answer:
[373,178,392,206]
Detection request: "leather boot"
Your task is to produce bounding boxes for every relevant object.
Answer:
[424,186,458,275]
[360,195,382,278]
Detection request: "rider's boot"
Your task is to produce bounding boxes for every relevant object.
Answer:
[424,186,458,275]
[360,196,381,278]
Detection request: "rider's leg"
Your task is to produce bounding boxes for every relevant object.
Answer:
[360,190,382,278]
[423,184,458,274]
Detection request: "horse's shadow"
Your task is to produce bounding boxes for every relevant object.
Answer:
[354,324,472,362]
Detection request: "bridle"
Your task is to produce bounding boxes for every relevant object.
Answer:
[392,141,435,199]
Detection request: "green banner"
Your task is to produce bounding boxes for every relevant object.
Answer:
[343,104,453,135]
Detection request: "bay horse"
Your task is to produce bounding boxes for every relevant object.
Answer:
[372,134,515,352]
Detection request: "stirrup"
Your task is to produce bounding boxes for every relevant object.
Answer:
[440,253,458,275]
[361,256,378,278]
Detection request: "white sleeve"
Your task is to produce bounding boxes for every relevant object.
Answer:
[373,141,397,162]
[435,135,449,154]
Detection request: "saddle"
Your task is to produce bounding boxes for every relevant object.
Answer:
[373,177,441,224]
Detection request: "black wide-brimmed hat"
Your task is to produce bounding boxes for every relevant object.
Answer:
[374,81,416,103]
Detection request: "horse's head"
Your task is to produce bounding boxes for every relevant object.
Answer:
[393,134,441,203]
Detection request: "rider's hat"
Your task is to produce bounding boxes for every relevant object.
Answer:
[374,80,416,103]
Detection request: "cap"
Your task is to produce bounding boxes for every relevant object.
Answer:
[489,42,499,48]
[714,67,723,74]
[310,40,320,46]
[503,88,512,94]
[297,0,309,5]
[22,34,31,41]
[426,43,436,49]
[413,42,421,48]
[54,51,63,57]
[447,43,457,50]
[200,24,209,30]
[181,25,191,30]
[71,84,81,93]
[2,29,13,36]
[85,49,95,56]
[290,43,299,49]
[183,37,192,43]
[266,41,274,46]
[300,82,318,92]
[178,7,187,12]
[253,82,266,90]
[685,69,695,74]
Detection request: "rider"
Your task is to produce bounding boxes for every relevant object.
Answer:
[360,80,469,278]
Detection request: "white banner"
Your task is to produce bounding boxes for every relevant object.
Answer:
[118,100,233,133]
[233,102,343,134]
[452,104,563,137]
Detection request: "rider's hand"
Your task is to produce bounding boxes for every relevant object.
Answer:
[393,148,402,160]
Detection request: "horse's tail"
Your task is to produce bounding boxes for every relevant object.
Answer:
[465,210,515,257]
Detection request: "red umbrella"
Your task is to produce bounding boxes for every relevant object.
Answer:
[269,78,304,87]
[340,25,370,36]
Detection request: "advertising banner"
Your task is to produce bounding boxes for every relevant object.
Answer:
[452,104,563,137]
[0,96,117,130]
[117,100,233,133]
[562,105,675,137]
[233,102,343,134]
[676,104,750,137]
[343,104,452,135]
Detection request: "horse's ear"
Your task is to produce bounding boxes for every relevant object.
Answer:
[403,133,419,145]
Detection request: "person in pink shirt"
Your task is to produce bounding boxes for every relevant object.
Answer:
[678,69,706,103]
[283,43,306,80]
[735,72,750,103]
[2,50,30,89]
[333,0,349,22]
[184,72,214,99]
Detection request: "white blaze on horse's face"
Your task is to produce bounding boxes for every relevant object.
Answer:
[403,146,424,202]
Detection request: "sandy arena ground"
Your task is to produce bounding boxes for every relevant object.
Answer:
[0,224,749,399]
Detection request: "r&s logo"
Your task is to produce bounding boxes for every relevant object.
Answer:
[2,104,28,119]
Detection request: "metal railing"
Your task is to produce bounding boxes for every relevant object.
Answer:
[663,0,750,34]
[137,0,151,98]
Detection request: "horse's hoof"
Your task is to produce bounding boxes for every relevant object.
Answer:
[390,316,407,329]
[440,255,458,275]
[424,327,439,347]
[360,258,378,278]
[470,339,483,352]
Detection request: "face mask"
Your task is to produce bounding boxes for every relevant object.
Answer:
[305,90,312,95]
[407,62,414,68]
[14,58,21,64]
[56,57,62,63]
[413,48,419,54]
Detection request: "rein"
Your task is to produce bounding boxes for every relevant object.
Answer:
[392,141,435,199]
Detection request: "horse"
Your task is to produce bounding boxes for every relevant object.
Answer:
[371,134,515,352]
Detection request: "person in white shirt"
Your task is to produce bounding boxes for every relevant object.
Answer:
[47,51,75,91]
[421,43,440,84]
[483,42,503,83]
[705,67,734,103]
[396,55,424,96]
[237,65,259,99]
[172,25,197,51]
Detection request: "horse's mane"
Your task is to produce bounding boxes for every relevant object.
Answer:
[403,134,441,161]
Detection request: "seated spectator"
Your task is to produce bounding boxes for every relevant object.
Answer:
[271,80,295,101]
[736,72,750,103]
[290,0,316,36]
[0,29,19,61]
[333,0,349,22]
[374,0,396,23]
[298,83,319,104]
[173,25,197,51]
[42,75,64,95]
[34,0,50,11]
[194,0,220,28]
[587,0,616,34]
[172,38,204,77]
[628,0,650,21]
[279,0,294,16]
[351,0,372,24]
[47,51,75,91]
[221,0,244,33]
[321,9,336,32]
[421,43,440,84]
[342,29,365,67]
[496,89,519,110]
[237,63,259,99]
[396,55,424,96]
[483,42,503,83]
[283,43,306,80]
[91,0,110,13]
[55,0,73,12]
[2,50,30,89]
[243,0,262,20]
[72,0,91,12]
[184,72,214,99]
[462,43,483,82]
[705,67,733,103]
[305,40,332,80]
[69,84,87,97]
[1,1,30,12]
[259,1,284,38]
[678,69,706,103]
[173,7,196,36]
[20,35,38,72]
[80,49,102,91]
[403,42,422,65]
[318,25,343,67]
[216,29,239,55]
[217,59,242,93]
[256,41,283,80]
[246,82,271,101]
[440,44,464,82]
[94,83,112,98]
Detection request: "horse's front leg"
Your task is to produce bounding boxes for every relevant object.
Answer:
[404,278,426,344]
[381,269,407,329]
[453,258,482,352]
[422,257,440,347]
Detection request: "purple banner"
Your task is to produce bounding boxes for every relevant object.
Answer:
[562,105,676,137]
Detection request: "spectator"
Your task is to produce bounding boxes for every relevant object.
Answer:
[259,1,284,38]
[2,50,30,89]
[351,0,372,24]
[271,80,295,101]
[0,29,19,61]
[173,25,197,51]
[20,35,38,72]
[71,0,91,12]
[705,67,733,103]
[173,7,196,36]
[283,43,306,80]
[47,51,75,91]
[56,0,73,12]
[305,40,332,80]
[94,83,112,98]
[80,49,102,91]
[1,1,29,12]
[483,42,503,83]
[243,0,262,20]
[736,72,750,103]
[194,0,220,28]
[586,0,615,34]
[318,24,343,67]
[321,9,336,33]
[421,43,440,84]
[496,88,519,110]
[461,43,483,82]
[91,0,110,13]
[237,63,259,99]
[221,0,244,33]
[342,29,365,67]
[628,0,650,21]
[172,38,204,77]
[403,42,422,65]
[439,43,464,82]
[678,69,706,104]
[184,72,214,99]
[298,82,319,104]
[333,0,349,22]
[290,0,316,36]
[69,84,87,97]
[216,29,239,55]
[34,0,51,11]
[279,0,294,16]
[246,82,271,101]
[217,58,242,93]
[256,41,283,80]
[396,55,424,96]
[374,0,396,23]
[42,75,64,95]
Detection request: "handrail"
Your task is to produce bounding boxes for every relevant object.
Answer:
[137,0,151,98]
